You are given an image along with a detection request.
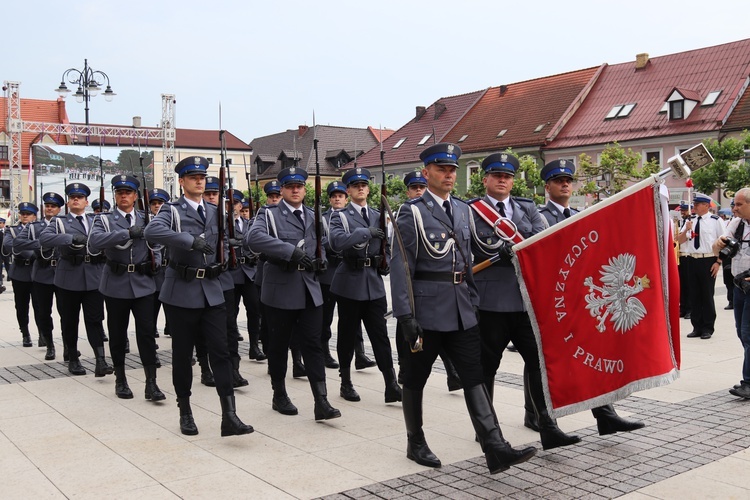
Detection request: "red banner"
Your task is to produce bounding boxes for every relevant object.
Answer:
[514,178,680,417]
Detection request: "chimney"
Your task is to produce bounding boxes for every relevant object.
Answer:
[298,124,309,136]
[499,85,508,96]
[415,106,427,121]
[635,53,650,70]
[132,116,142,128]
[434,102,446,119]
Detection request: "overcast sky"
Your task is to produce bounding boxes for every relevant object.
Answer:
[4,0,748,145]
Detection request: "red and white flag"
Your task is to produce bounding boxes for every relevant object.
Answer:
[514,177,680,418]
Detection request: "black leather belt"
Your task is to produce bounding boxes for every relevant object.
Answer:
[14,258,35,266]
[62,254,106,265]
[343,255,383,270]
[169,261,222,280]
[414,271,466,284]
[107,260,153,276]
[36,259,57,268]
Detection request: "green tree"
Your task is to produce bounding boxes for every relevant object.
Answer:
[575,142,659,202]
[462,150,545,204]
[692,131,750,195]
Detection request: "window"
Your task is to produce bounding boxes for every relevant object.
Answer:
[643,149,661,168]
[702,90,721,106]
[466,160,480,185]
[496,129,507,138]
[533,124,545,133]
[606,105,623,119]
[458,134,468,143]
[669,101,684,120]
[605,103,636,119]
[417,134,432,146]
[0,146,8,160]
[392,138,406,149]
[659,102,668,114]
[618,103,636,117]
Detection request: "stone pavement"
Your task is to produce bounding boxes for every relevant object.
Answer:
[0,277,749,499]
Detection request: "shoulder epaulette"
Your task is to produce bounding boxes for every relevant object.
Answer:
[538,205,551,212]
[711,214,720,220]
[452,196,468,205]
[406,197,422,205]
[465,197,480,204]
[514,196,535,204]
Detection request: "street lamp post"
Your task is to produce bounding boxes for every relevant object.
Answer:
[55,59,115,129]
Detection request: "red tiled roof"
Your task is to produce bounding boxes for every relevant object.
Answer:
[722,79,750,132]
[0,97,71,167]
[443,67,603,153]
[367,126,394,143]
[354,90,487,169]
[549,38,750,149]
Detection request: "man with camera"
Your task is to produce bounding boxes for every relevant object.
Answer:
[713,188,750,399]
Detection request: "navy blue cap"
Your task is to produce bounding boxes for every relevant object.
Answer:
[419,143,461,168]
[204,176,220,192]
[277,167,308,186]
[174,156,209,177]
[148,188,170,203]
[0,218,5,223]
[231,190,244,202]
[264,180,281,195]
[91,199,111,211]
[241,200,250,209]
[404,171,428,187]
[342,167,372,186]
[65,182,91,198]
[42,192,65,207]
[482,153,519,176]
[327,180,347,196]
[679,200,692,210]
[541,159,575,182]
[111,174,140,191]
[693,192,714,204]
[18,202,38,215]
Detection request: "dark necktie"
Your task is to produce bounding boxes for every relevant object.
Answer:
[563,207,571,219]
[125,213,132,226]
[694,216,701,249]
[76,215,86,233]
[361,207,370,226]
[197,205,206,223]
[496,202,506,218]
[294,209,304,230]
[235,218,241,233]
[443,200,453,223]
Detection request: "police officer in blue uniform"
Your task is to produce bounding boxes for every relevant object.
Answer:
[391,143,536,474]
[247,167,341,421]
[144,156,253,437]
[91,199,111,213]
[39,183,113,376]
[14,193,65,360]
[3,202,38,347]
[89,175,165,402]
[329,167,402,404]
[148,188,171,338]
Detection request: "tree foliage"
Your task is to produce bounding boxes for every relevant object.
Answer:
[575,142,659,202]
[463,149,545,204]
[692,131,750,195]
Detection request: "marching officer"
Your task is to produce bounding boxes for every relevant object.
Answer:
[533,160,645,436]
[3,202,38,347]
[14,193,65,360]
[144,156,253,437]
[88,175,165,402]
[39,183,113,376]
[468,152,580,451]
[148,188,171,338]
[247,166,341,421]
[91,199,111,213]
[391,143,536,474]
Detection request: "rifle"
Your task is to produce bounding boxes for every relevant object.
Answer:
[312,114,325,272]
[378,126,388,272]
[63,178,69,215]
[243,154,254,217]
[98,150,105,213]
[217,126,227,267]
[225,158,238,269]
[139,154,157,272]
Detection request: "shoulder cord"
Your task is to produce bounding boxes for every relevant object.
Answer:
[336,211,367,252]
[410,203,455,273]
[468,210,505,252]
[416,199,469,275]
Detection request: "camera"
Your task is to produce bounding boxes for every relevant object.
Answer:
[734,269,750,294]
[719,237,740,261]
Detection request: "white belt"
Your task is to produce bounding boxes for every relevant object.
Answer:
[687,253,715,258]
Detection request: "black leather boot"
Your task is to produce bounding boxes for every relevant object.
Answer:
[231,357,249,388]
[271,379,298,415]
[248,332,267,361]
[310,380,341,421]
[177,397,198,435]
[44,332,55,361]
[114,366,133,399]
[464,384,537,474]
[527,369,581,450]
[402,387,441,468]
[38,334,46,347]
[384,368,403,403]
[522,368,539,431]
[124,337,130,353]
[144,365,166,401]
[354,341,376,369]
[68,358,86,376]
[322,340,339,369]
[339,368,360,402]
[443,355,462,392]
[291,348,306,378]
[198,356,215,387]
[22,327,32,348]
[219,395,254,436]
[94,346,113,377]
[591,405,645,435]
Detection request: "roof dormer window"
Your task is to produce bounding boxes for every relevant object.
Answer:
[458,134,468,143]
[605,103,636,120]
[666,88,699,121]
[417,134,432,146]
[702,90,721,106]
[669,101,684,120]
[392,137,406,149]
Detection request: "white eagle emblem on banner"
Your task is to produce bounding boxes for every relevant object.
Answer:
[583,253,651,333]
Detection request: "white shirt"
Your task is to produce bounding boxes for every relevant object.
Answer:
[723,217,750,276]
[685,213,724,254]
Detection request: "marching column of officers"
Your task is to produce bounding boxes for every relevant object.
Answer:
[0,147,647,475]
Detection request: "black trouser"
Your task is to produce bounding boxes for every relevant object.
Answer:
[235,278,260,339]
[31,282,57,340]
[152,292,169,336]
[400,325,484,390]
[687,256,717,335]
[256,284,268,348]
[224,289,240,359]
[56,288,105,361]
[335,295,394,373]
[723,264,735,306]
[678,255,691,315]
[263,294,325,383]
[11,278,33,332]
[164,302,233,398]
[321,283,336,345]
[104,295,157,367]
